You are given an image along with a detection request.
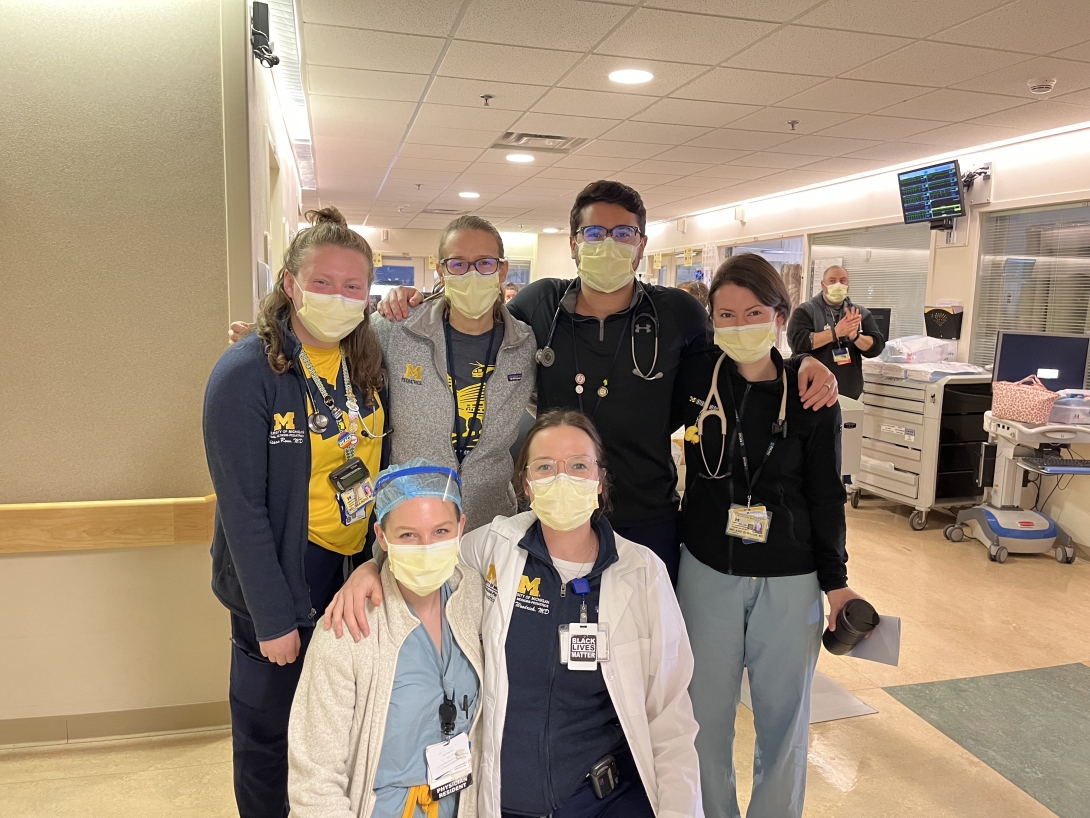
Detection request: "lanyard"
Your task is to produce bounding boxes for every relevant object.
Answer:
[570,311,633,417]
[299,347,360,461]
[444,320,499,462]
[824,302,847,347]
[723,365,787,509]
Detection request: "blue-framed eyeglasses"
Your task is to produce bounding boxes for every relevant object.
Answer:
[575,225,642,244]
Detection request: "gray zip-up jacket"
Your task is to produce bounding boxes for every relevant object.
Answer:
[373,297,537,531]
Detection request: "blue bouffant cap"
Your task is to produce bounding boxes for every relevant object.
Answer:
[374,458,463,524]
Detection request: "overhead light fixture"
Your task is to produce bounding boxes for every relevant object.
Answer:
[459,191,480,199]
[506,153,535,163]
[542,227,560,233]
[610,69,653,85]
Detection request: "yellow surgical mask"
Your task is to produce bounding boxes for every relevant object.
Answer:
[714,322,778,364]
[530,474,600,532]
[444,271,500,320]
[578,238,637,294]
[386,537,461,596]
[291,277,368,342]
[824,283,849,304]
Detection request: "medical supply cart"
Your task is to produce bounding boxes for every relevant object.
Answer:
[850,372,992,530]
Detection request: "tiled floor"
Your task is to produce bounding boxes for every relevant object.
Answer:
[2,501,1088,817]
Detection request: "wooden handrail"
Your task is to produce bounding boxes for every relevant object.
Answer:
[0,495,217,554]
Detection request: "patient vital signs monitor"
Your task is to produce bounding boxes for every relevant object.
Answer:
[993,331,1090,391]
[898,160,966,224]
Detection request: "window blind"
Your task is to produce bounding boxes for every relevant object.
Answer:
[507,259,531,285]
[810,222,931,341]
[970,202,1090,386]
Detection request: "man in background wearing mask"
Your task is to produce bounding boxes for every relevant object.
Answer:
[787,264,885,400]
[381,181,839,584]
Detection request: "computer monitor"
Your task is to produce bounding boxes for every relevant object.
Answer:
[867,307,891,341]
[897,160,966,224]
[993,331,1090,391]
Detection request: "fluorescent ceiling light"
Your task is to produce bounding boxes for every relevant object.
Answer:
[542,227,560,233]
[506,153,535,163]
[609,69,653,85]
[459,191,481,199]
[265,0,316,190]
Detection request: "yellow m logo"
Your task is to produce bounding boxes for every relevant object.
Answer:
[485,564,497,585]
[273,412,295,431]
[403,363,423,382]
[518,575,541,597]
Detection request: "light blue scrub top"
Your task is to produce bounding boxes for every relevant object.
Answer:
[372,583,480,818]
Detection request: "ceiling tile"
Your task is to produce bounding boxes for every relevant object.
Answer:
[729,152,818,168]
[554,154,637,171]
[1052,88,1090,105]
[934,0,1090,55]
[844,141,953,161]
[968,100,1090,130]
[643,0,823,22]
[537,166,609,181]
[301,0,463,37]
[412,103,522,131]
[796,0,1008,37]
[675,68,824,105]
[404,126,501,148]
[456,162,542,180]
[513,112,620,139]
[454,171,529,187]
[474,148,564,166]
[766,134,881,155]
[778,79,933,114]
[312,120,410,142]
[310,95,418,125]
[701,164,775,180]
[560,56,708,96]
[574,140,666,159]
[632,98,760,127]
[614,171,686,186]
[595,9,776,65]
[727,107,856,134]
[627,159,714,176]
[901,122,1024,146]
[844,41,1026,87]
[1050,40,1090,62]
[878,89,1028,120]
[726,26,910,76]
[515,177,586,191]
[307,66,429,101]
[952,57,1090,97]
[395,157,473,173]
[439,43,581,84]
[800,156,893,174]
[688,128,798,150]
[385,168,463,183]
[304,25,444,73]
[816,115,948,140]
[532,88,656,120]
[456,0,627,50]
[398,143,484,161]
[759,168,843,187]
[425,76,548,110]
[654,146,750,163]
[602,121,714,144]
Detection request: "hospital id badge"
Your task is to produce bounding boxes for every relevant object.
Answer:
[559,622,609,671]
[832,347,851,366]
[425,732,472,799]
[336,478,374,526]
[727,504,771,544]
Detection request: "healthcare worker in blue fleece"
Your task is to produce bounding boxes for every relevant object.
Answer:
[203,206,389,818]
[325,410,704,818]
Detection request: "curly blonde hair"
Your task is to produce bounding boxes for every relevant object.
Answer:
[253,206,385,402]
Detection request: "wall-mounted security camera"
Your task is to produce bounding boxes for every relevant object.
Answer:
[252,2,280,68]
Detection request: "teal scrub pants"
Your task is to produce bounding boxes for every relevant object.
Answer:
[677,547,823,818]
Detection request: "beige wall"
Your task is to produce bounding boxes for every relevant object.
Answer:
[536,233,577,280]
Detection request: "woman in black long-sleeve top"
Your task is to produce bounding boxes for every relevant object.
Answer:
[672,253,862,818]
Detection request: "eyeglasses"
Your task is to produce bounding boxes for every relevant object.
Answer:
[575,225,642,245]
[441,257,505,276]
[526,456,599,484]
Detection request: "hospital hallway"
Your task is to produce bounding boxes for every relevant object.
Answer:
[2,502,1088,818]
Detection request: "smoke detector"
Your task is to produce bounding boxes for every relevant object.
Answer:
[1027,77,1057,95]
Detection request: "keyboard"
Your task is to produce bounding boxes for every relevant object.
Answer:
[1020,456,1090,474]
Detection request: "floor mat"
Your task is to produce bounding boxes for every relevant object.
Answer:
[886,663,1090,818]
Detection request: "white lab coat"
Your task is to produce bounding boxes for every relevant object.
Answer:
[461,512,704,818]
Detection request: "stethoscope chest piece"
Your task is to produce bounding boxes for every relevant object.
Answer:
[536,347,555,367]
[308,412,330,434]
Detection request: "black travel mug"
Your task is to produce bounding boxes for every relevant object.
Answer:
[822,598,880,655]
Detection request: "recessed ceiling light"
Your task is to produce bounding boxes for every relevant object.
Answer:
[506,153,535,163]
[609,69,653,85]
[542,227,560,233]
[459,191,480,199]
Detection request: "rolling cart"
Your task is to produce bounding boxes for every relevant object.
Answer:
[850,372,992,529]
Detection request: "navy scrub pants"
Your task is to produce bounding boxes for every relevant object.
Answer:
[613,511,682,586]
[229,541,346,818]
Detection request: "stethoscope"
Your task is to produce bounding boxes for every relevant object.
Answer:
[696,352,787,480]
[534,278,663,380]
